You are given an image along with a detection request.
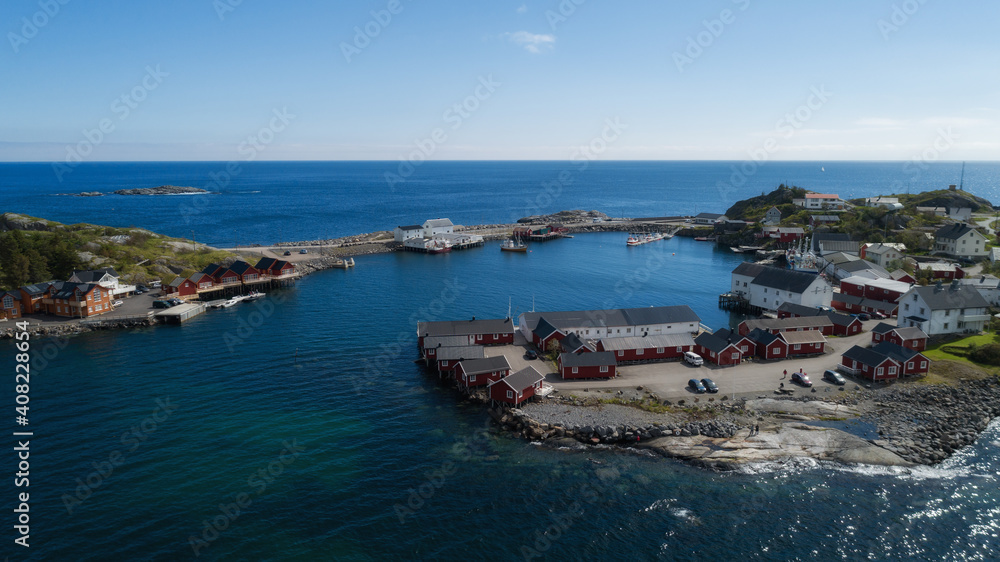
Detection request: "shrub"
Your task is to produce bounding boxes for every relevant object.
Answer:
[969,343,1000,366]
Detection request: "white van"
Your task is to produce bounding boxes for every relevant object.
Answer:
[684,351,704,366]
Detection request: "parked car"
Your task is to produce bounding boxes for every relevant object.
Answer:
[524,349,538,360]
[791,372,813,387]
[857,313,871,321]
[701,378,719,393]
[168,298,183,306]
[111,300,124,308]
[688,379,706,393]
[152,300,172,309]
[136,285,149,292]
[823,370,846,385]
[150,280,161,288]
[872,312,887,320]
[683,351,704,366]
[299,249,309,254]
[284,250,292,256]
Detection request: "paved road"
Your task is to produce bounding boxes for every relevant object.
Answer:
[486,320,881,401]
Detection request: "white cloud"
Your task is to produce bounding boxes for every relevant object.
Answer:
[503,30,555,53]
[855,117,909,129]
[516,4,527,14]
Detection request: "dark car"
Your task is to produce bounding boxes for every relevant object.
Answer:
[169,298,183,306]
[857,313,871,321]
[701,378,718,393]
[688,379,706,393]
[283,250,292,256]
[791,372,813,387]
[823,370,846,385]
[152,300,172,309]
[524,349,538,360]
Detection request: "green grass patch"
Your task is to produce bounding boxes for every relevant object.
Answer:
[924,333,1000,368]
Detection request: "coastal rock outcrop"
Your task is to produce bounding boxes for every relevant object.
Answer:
[113,185,208,195]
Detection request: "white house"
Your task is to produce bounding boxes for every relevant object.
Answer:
[394,224,424,242]
[862,243,906,266]
[68,268,135,296]
[897,281,990,336]
[730,263,832,311]
[948,207,973,222]
[933,223,988,260]
[793,193,845,210]
[422,218,454,238]
[762,206,782,225]
[865,196,904,210]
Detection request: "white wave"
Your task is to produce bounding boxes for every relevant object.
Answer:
[642,498,674,513]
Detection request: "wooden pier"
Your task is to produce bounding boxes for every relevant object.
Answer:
[718,293,763,315]
[196,275,299,301]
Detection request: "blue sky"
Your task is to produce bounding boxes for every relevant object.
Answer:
[1,0,998,161]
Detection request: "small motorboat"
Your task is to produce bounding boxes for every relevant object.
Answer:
[243,291,265,301]
[221,297,239,308]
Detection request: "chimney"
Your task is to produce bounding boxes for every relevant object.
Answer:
[935,280,944,292]
[951,280,960,291]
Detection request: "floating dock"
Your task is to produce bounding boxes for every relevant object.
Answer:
[154,303,207,324]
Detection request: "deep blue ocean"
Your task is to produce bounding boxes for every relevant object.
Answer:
[2,161,1000,560]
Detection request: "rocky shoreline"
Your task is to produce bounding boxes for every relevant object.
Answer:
[477,375,1000,470]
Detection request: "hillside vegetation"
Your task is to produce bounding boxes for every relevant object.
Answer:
[0,212,239,290]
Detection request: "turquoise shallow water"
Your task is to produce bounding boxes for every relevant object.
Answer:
[2,161,1000,559]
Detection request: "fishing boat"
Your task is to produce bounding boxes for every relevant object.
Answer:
[694,237,710,242]
[427,240,452,254]
[500,237,527,252]
[627,232,665,246]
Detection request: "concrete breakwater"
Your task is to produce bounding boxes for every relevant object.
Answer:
[0,316,156,339]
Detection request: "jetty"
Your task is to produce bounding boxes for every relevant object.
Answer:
[718,293,763,315]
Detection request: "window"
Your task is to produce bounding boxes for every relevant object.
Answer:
[920,361,927,368]
[945,310,950,316]
[599,365,608,373]
[572,367,578,374]
[741,345,748,352]
[904,303,910,311]
[617,350,624,357]
[913,295,917,301]
[94,288,101,299]
[731,352,739,359]
[773,347,781,354]
[876,367,883,375]
[657,348,664,353]
[1,296,12,309]
[919,308,925,315]
[636,349,644,356]
[888,366,896,375]
[944,323,949,330]
[626,328,631,334]
[88,307,92,313]
[507,390,513,399]
[794,344,801,350]
[441,361,448,367]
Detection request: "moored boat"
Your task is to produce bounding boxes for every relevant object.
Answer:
[501,237,527,252]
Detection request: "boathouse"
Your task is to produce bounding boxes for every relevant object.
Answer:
[455,356,511,390]
[738,316,833,337]
[594,333,694,363]
[254,257,296,277]
[518,305,701,343]
[746,329,789,360]
[435,345,485,374]
[416,318,515,349]
[421,335,473,361]
[776,303,862,336]
[165,276,198,298]
[870,323,928,351]
[871,342,929,377]
[488,366,545,407]
[713,328,756,357]
[780,330,827,357]
[693,331,742,366]
[840,346,900,382]
[531,317,566,351]
[559,351,617,379]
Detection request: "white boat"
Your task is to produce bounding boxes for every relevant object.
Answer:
[243,291,265,301]
[221,297,239,308]
[500,237,527,252]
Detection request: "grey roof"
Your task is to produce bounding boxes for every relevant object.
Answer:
[435,346,485,361]
[397,224,422,230]
[812,233,852,252]
[832,293,898,313]
[423,218,453,228]
[732,262,769,278]
[780,330,827,345]
[457,356,511,376]
[842,345,896,368]
[255,257,278,271]
[777,302,823,317]
[494,366,544,392]
[560,351,617,368]
[824,252,861,266]
[560,332,591,352]
[826,311,861,328]
[19,282,53,296]
[51,282,97,300]
[746,328,780,346]
[694,331,736,353]
[820,241,861,254]
[891,326,928,340]
[839,260,890,277]
[423,335,471,349]
[520,306,700,332]
[910,283,989,310]
[890,269,914,281]
[188,273,213,284]
[741,316,832,332]
[695,212,725,220]
[750,268,827,293]
[0,290,21,301]
[597,333,694,351]
[70,268,119,283]
[811,215,840,222]
[418,317,514,338]
[533,317,562,339]
[935,223,975,240]
[872,341,923,363]
[168,276,186,288]
[870,322,897,335]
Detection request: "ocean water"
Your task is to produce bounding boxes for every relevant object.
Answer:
[1,162,1000,560]
[2,160,999,245]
